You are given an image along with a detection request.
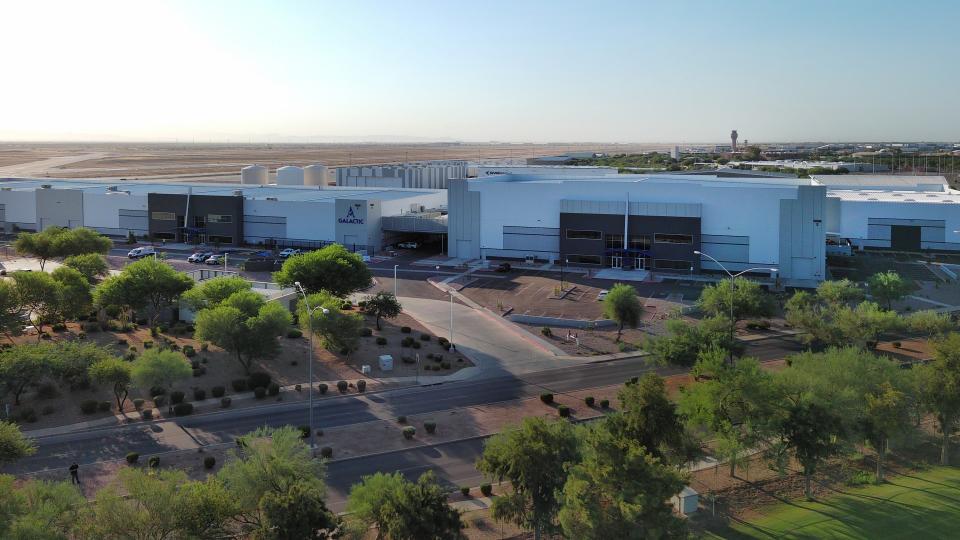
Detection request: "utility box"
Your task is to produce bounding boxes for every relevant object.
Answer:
[378,355,394,372]
[671,486,699,515]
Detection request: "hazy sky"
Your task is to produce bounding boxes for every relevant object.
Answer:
[2,0,958,143]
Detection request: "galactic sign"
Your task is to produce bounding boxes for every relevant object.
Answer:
[338,206,364,225]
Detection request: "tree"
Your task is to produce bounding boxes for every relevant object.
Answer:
[774,401,845,500]
[258,480,341,540]
[0,421,37,465]
[195,292,292,374]
[476,417,579,540]
[558,425,686,539]
[917,333,960,465]
[175,478,241,540]
[273,243,371,296]
[834,301,900,349]
[868,271,910,310]
[60,227,113,258]
[181,275,252,312]
[697,277,773,328]
[298,291,364,353]
[13,227,66,271]
[362,291,402,331]
[89,357,132,412]
[0,280,26,343]
[602,283,642,341]
[862,382,910,483]
[51,265,93,321]
[76,468,187,540]
[0,477,84,540]
[905,309,954,338]
[13,227,111,271]
[63,253,109,283]
[218,426,327,534]
[814,278,864,306]
[646,315,740,367]
[94,257,193,326]
[0,343,55,405]
[130,348,192,396]
[54,341,114,390]
[11,271,62,336]
[347,471,463,540]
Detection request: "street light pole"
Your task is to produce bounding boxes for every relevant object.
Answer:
[394,264,399,297]
[449,291,455,349]
[293,282,328,450]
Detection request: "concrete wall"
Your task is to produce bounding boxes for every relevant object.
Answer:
[334,199,381,252]
[837,199,960,250]
[243,199,335,244]
[0,189,38,230]
[447,179,481,259]
[777,185,826,283]
[83,191,149,236]
[36,187,83,230]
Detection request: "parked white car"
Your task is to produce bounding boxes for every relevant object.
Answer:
[397,241,419,249]
[127,246,157,259]
[188,251,213,263]
[205,254,226,265]
[279,248,302,258]
[596,289,609,301]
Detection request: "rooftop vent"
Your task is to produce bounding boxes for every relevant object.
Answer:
[265,197,278,201]
[40,184,51,189]
[233,190,243,197]
[107,185,118,191]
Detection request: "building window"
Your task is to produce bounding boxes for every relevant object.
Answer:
[654,233,693,244]
[567,254,603,265]
[207,214,233,224]
[566,229,602,241]
[629,235,651,250]
[654,259,692,270]
[605,234,623,249]
[153,232,176,240]
[151,211,176,221]
[208,235,234,244]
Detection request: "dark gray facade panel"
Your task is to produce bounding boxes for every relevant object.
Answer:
[559,212,700,269]
[148,193,243,245]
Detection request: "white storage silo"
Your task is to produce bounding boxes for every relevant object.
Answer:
[241,165,268,185]
[276,166,304,186]
[304,164,328,188]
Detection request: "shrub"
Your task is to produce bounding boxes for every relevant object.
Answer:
[203,456,216,469]
[356,379,366,392]
[298,425,311,438]
[442,342,452,351]
[461,486,471,497]
[411,340,421,349]
[893,341,902,348]
[82,322,99,333]
[193,388,206,401]
[183,345,196,357]
[220,397,232,408]
[558,405,571,418]
[254,387,267,399]
[434,354,443,363]
[126,452,139,464]
[211,386,225,398]
[401,337,414,347]
[420,333,431,341]
[338,347,350,355]
[401,326,412,333]
[376,336,387,345]
[153,395,166,408]
[143,340,154,349]
[437,336,449,346]
[320,446,333,458]
[286,328,303,339]
[267,382,280,396]
[247,372,271,389]
[336,380,348,393]
[17,408,37,423]
[584,396,595,407]
[361,327,373,337]
[133,398,145,410]
[98,401,111,412]
[424,421,437,434]
[402,356,415,364]
[600,399,610,409]
[192,358,201,368]
[170,391,185,405]
[41,405,54,416]
[540,393,554,405]
[150,386,166,397]
[36,382,58,399]
[397,415,407,424]
[124,352,137,362]
[423,365,432,371]
[480,483,493,497]
[148,456,160,468]
[541,326,552,337]
[117,338,128,346]
[142,409,154,420]
[441,361,451,369]
[402,426,416,439]
[318,383,328,394]
[200,342,209,351]
[231,379,248,392]
[192,367,203,377]
[173,403,194,416]
[51,322,67,332]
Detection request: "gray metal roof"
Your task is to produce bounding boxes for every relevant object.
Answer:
[811,174,948,190]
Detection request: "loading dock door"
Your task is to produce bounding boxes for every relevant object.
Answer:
[890,225,921,251]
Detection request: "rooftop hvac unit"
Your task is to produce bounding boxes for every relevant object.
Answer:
[107,185,118,191]
[40,184,52,189]
[265,197,279,201]
[233,190,244,196]
[409,204,425,213]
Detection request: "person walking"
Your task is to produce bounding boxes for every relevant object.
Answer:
[69,462,79,485]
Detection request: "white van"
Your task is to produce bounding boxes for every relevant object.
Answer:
[127,246,157,259]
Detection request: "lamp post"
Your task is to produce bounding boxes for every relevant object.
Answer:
[394,264,399,298]
[693,250,777,359]
[449,291,455,350]
[294,281,329,449]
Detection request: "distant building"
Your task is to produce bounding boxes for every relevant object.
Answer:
[728,160,890,173]
[731,130,739,151]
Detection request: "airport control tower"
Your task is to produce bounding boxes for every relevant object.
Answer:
[730,130,738,151]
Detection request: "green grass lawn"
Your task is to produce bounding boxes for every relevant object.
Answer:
[708,466,960,539]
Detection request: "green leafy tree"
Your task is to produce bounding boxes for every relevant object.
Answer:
[917,333,960,465]
[602,283,642,341]
[181,275,252,312]
[258,480,341,540]
[0,477,84,540]
[195,292,292,374]
[697,277,773,330]
[63,253,109,283]
[0,421,37,465]
[834,301,900,349]
[130,348,192,395]
[347,471,463,540]
[476,417,580,540]
[558,425,686,539]
[273,243,371,296]
[646,315,739,367]
[0,343,55,405]
[13,227,111,271]
[868,270,910,310]
[175,478,241,540]
[54,341,114,390]
[59,227,113,258]
[76,468,187,540]
[298,291,364,353]
[905,309,954,338]
[814,278,864,306]
[362,291,402,331]
[862,382,911,483]
[89,357,132,412]
[94,257,193,326]
[51,265,93,321]
[11,271,62,336]
[0,280,26,343]
[774,401,845,500]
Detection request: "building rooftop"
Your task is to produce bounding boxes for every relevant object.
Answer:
[0,178,442,202]
[811,174,948,192]
[827,189,960,204]
[470,172,811,188]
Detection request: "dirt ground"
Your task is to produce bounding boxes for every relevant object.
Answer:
[348,311,473,378]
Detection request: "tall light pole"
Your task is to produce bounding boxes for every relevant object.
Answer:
[694,250,777,358]
[294,281,329,449]
[394,264,399,297]
[449,291,455,351]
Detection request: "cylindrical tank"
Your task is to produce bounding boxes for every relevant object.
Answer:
[276,166,304,186]
[304,164,328,188]
[241,165,268,185]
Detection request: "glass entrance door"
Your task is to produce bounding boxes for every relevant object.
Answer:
[611,255,622,269]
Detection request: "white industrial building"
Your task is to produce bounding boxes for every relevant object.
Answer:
[335,160,468,189]
[729,160,890,173]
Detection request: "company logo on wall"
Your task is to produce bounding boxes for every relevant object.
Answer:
[338,205,364,225]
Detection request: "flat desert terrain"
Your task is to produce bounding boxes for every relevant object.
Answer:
[0,142,670,181]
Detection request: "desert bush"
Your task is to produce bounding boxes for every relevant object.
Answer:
[117,338,128,346]
[600,399,610,409]
[480,484,493,497]
[142,409,153,420]
[401,326,411,333]
[397,415,407,424]
[153,395,166,408]
[336,380,348,393]
[98,401,111,412]
[411,341,421,349]
[247,372,272,389]
[558,405,571,418]
[193,388,206,401]
[402,356,415,364]
[441,361,451,369]
[461,486,471,497]
[402,426,416,439]
[584,396,595,407]
[424,421,437,434]
[36,382,58,399]
[148,456,160,468]
[126,452,139,464]
[541,326,552,337]
[170,391,185,405]
[318,383,328,394]
[356,379,366,392]
[231,379,248,392]
[540,393,554,405]
[420,333,431,341]
[183,345,196,357]
[267,382,280,396]
[143,340,153,349]
[298,425,311,438]
[173,403,194,416]
[220,397,232,408]
[254,387,267,399]
[286,328,303,339]
[203,456,216,469]
[320,447,333,458]
[133,398,145,410]
[211,386,225,398]
[376,336,387,345]
[361,327,373,337]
